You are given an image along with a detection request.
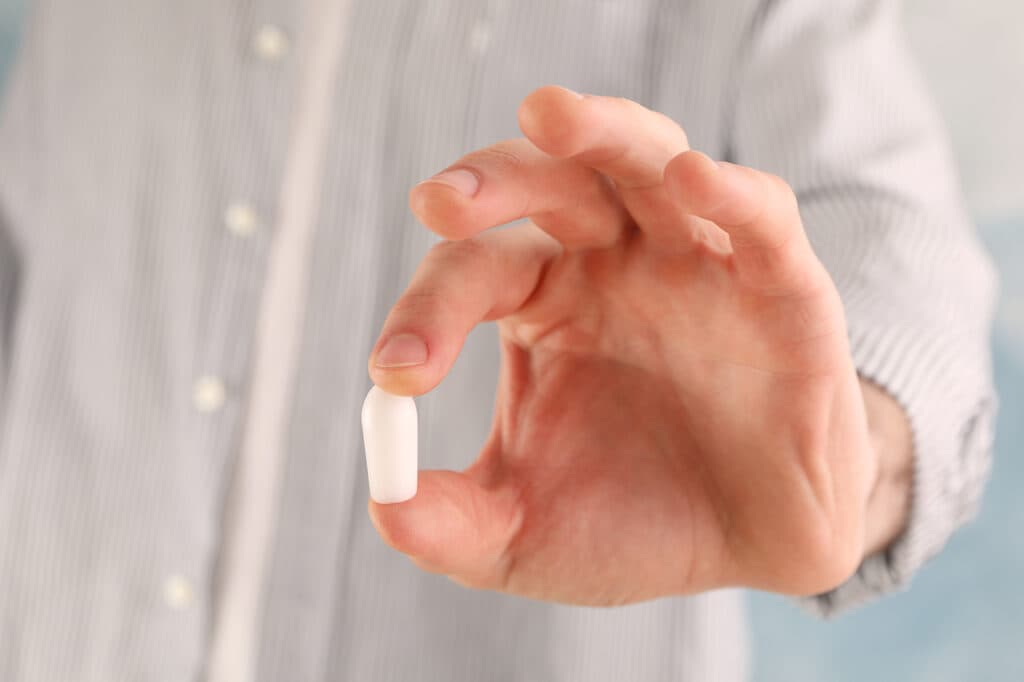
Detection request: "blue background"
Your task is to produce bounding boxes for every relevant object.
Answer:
[1,2,1020,679]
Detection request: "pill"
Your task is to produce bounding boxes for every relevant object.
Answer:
[361,385,418,504]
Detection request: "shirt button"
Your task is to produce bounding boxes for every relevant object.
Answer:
[468,20,491,55]
[193,376,227,413]
[224,202,259,237]
[163,574,194,610]
[252,24,290,61]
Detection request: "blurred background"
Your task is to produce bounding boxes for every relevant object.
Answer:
[0,1,1019,680]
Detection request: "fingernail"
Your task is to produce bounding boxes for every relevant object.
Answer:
[375,333,429,368]
[425,168,479,197]
[562,86,586,100]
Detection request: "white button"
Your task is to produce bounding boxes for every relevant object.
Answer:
[468,20,491,55]
[163,574,194,610]
[252,24,290,61]
[224,202,259,237]
[193,376,227,413]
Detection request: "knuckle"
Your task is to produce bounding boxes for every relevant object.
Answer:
[427,237,491,270]
[391,288,444,321]
[463,143,525,173]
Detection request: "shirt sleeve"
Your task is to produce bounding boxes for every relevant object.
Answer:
[727,0,998,616]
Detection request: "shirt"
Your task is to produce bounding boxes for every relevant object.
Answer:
[0,0,997,681]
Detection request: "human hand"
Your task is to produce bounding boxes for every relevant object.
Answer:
[366,86,890,605]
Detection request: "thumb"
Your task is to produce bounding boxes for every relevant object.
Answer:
[368,470,523,590]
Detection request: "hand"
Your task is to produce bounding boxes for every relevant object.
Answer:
[366,86,889,605]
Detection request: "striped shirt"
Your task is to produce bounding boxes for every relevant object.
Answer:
[0,0,997,680]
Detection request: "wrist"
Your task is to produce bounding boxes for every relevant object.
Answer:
[860,378,914,558]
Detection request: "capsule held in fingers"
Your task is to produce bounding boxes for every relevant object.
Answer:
[361,385,418,504]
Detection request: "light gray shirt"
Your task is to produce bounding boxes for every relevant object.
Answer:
[0,0,997,681]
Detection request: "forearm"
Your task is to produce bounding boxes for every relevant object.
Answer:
[860,378,914,558]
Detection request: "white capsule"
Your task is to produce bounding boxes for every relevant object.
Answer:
[361,385,418,504]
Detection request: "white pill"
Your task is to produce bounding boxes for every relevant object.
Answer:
[361,385,418,504]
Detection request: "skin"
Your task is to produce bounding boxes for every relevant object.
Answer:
[366,86,913,606]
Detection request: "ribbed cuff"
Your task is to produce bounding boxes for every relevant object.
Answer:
[800,305,997,618]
